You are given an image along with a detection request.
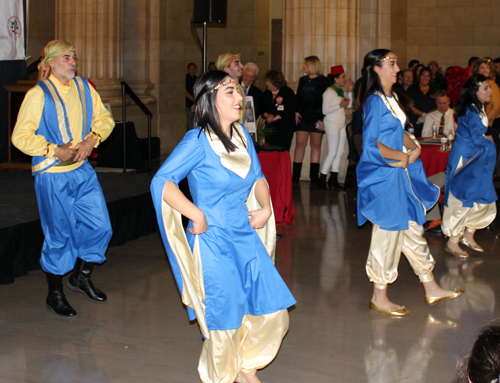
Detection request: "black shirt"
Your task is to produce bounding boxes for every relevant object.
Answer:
[186,74,197,108]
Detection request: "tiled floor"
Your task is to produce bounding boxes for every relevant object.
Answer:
[1,183,499,382]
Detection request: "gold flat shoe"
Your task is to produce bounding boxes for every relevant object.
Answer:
[444,243,469,259]
[460,237,484,252]
[369,301,409,316]
[425,289,464,306]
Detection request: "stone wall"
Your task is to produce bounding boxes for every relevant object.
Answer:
[406,0,500,70]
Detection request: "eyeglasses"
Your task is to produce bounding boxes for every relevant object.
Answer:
[209,78,235,93]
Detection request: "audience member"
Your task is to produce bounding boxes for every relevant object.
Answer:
[293,56,329,185]
[428,60,445,89]
[474,58,500,130]
[407,67,436,137]
[494,57,500,88]
[207,61,216,71]
[468,56,480,76]
[185,62,198,131]
[241,62,264,119]
[413,63,424,84]
[401,69,414,92]
[262,70,297,151]
[456,320,500,383]
[408,59,420,71]
[422,89,456,137]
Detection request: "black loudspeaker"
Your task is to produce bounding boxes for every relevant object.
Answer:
[193,0,227,24]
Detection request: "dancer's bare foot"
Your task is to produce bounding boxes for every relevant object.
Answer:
[239,371,263,383]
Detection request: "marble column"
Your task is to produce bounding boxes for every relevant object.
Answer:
[283,0,360,90]
[55,0,123,105]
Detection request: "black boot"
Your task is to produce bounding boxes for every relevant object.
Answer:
[292,162,303,184]
[68,258,107,303]
[328,172,342,190]
[45,273,77,317]
[317,173,327,190]
[310,163,320,186]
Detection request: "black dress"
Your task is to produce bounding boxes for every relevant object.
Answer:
[406,84,437,137]
[262,86,298,151]
[296,75,329,133]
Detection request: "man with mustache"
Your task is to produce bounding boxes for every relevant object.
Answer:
[11,40,115,317]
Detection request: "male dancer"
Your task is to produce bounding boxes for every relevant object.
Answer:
[12,40,115,317]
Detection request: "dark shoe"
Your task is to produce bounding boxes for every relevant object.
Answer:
[310,163,320,185]
[45,273,77,317]
[276,234,283,241]
[328,172,342,190]
[68,259,107,303]
[317,173,327,189]
[292,162,302,184]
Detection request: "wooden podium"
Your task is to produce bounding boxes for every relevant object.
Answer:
[1,80,36,170]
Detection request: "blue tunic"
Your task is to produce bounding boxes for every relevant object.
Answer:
[444,105,497,208]
[357,93,439,231]
[151,127,296,332]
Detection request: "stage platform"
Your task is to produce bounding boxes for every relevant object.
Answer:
[0,167,159,285]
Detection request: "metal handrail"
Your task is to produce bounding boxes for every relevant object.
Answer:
[121,81,153,173]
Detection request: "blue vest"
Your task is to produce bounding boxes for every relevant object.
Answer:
[31,76,93,175]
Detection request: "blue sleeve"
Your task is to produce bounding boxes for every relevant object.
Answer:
[152,129,206,188]
[361,95,395,168]
[466,108,490,147]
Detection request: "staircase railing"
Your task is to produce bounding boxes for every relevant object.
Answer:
[121,81,153,173]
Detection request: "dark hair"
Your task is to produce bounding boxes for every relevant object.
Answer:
[454,74,489,118]
[418,67,432,83]
[473,58,494,79]
[265,69,287,89]
[469,56,480,67]
[494,58,500,64]
[359,49,411,116]
[434,89,449,99]
[327,72,342,85]
[187,62,197,70]
[413,63,424,84]
[359,49,391,107]
[193,70,245,153]
[456,321,500,383]
[408,59,420,68]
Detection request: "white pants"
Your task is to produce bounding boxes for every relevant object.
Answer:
[442,191,497,243]
[366,222,435,289]
[321,119,346,174]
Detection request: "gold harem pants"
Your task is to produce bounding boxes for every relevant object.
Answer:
[366,221,435,289]
[198,309,289,383]
[441,191,496,243]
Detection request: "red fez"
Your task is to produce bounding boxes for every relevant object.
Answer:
[331,65,344,75]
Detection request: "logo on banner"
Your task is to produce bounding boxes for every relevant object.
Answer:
[8,16,22,38]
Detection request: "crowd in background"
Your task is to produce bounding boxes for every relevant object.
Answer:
[185,54,500,188]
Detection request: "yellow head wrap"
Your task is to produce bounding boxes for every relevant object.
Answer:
[215,52,240,70]
[37,40,77,80]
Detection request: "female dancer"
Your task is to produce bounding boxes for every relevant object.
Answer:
[442,74,497,258]
[292,56,329,184]
[318,65,353,190]
[151,70,296,383]
[357,49,463,316]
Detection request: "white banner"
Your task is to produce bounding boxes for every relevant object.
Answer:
[0,1,24,60]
